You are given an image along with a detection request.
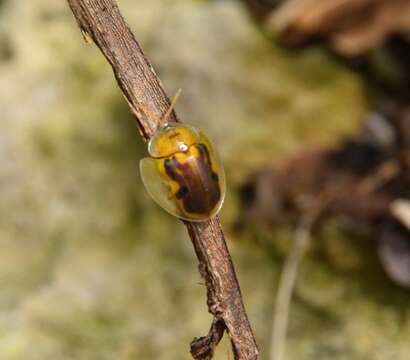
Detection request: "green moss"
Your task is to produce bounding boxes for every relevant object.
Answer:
[0,0,406,359]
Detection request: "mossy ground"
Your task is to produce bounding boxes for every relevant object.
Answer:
[1,1,408,359]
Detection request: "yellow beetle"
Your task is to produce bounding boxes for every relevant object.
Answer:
[140,123,226,221]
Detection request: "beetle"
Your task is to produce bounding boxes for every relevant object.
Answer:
[140,122,226,221]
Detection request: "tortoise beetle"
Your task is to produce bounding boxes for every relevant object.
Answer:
[140,123,226,221]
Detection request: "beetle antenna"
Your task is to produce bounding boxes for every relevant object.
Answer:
[161,88,182,127]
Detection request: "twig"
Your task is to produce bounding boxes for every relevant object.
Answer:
[270,204,324,360]
[65,1,259,359]
[191,319,226,359]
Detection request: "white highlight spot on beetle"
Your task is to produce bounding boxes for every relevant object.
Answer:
[179,143,189,152]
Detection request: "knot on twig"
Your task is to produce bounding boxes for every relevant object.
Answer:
[198,262,224,318]
[190,319,226,360]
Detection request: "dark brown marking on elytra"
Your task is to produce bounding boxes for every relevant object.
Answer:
[164,143,221,215]
[176,185,189,199]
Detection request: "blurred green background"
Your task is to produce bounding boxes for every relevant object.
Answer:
[1,0,409,359]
